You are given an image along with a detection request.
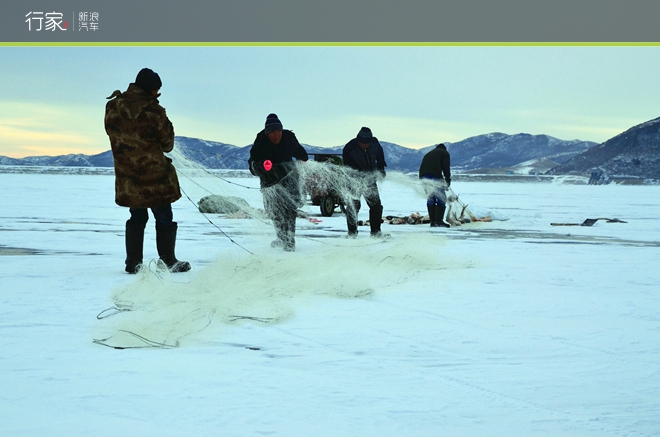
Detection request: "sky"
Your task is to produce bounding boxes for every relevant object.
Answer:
[1,45,660,158]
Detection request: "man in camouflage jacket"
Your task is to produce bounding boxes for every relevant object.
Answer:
[104,68,190,273]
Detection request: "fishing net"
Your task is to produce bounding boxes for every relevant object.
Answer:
[169,147,484,229]
[93,146,485,348]
[92,234,469,349]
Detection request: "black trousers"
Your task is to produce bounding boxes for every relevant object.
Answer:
[262,184,299,248]
[344,181,382,234]
[129,204,174,230]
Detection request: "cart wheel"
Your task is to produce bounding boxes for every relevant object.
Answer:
[320,196,335,217]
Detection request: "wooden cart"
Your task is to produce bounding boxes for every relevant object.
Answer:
[306,153,345,217]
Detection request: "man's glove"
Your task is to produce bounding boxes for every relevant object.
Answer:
[445,178,451,187]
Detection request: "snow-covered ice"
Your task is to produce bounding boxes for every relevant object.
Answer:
[1,169,659,437]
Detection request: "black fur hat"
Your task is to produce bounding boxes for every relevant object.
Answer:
[135,68,162,93]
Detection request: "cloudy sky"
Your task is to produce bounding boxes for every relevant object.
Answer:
[1,45,659,158]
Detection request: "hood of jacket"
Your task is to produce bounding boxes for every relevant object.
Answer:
[106,83,161,120]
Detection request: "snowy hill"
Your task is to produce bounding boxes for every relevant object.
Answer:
[170,137,426,173]
[547,116,660,180]
[173,137,252,170]
[442,133,596,173]
[0,150,114,167]
[0,133,597,174]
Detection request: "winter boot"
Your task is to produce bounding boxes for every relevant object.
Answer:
[370,205,390,238]
[346,210,359,238]
[280,227,296,252]
[156,222,191,273]
[125,219,145,274]
[275,210,296,252]
[427,205,439,227]
[370,231,391,239]
[435,206,450,228]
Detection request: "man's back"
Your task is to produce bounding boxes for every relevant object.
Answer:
[104,83,179,208]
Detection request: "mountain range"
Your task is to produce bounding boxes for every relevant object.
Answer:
[0,133,596,174]
[2,116,659,180]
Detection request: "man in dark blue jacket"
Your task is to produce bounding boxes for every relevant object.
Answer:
[419,143,451,227]
[342,127,389,238]
[249,114,308,251]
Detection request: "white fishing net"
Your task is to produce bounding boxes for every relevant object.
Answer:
[93,147,483,348]
[92,234,470,349]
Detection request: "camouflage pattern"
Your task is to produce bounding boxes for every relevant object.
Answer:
[104,84,181,208]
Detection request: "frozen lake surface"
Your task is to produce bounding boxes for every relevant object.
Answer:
[1,170,659,437]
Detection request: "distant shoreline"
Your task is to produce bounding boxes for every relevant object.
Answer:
[0,165,608,185]
[2,165,655,185]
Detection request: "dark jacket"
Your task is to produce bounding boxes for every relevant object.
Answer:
[419,144,451,185]
[342,137,387,175]
[248,129,309,188]
[104,84,181,208]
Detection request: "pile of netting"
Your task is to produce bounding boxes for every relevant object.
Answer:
[92,235,472,349]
